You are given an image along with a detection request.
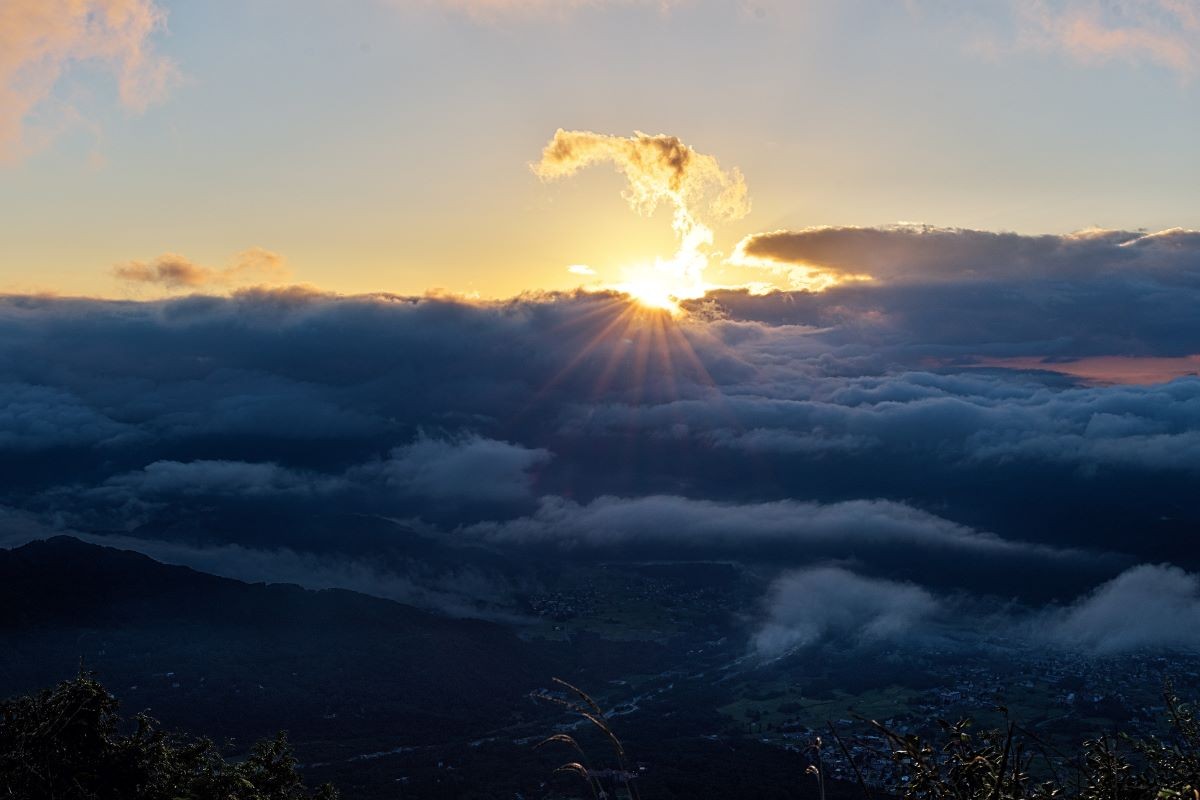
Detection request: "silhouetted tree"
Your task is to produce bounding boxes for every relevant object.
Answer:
[0,672,337,800]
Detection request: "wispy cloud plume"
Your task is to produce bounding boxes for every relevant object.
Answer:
[534,128,749,301]
[0,0,177,163]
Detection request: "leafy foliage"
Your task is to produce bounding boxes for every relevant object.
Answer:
[0,672,337,800]
[867,685,1200,800]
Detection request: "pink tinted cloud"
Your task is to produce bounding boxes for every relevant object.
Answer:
[113,248,290,292]
[1016,0,1200,77]
[0,0,177,163]
[974,354,1200,385]
[429,0,680,20]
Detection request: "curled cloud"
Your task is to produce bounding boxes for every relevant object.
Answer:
[753,567,941,656]
[534,129,749,224]
[0,0,176,162]
[534,128,749,296]
[113,247,290,290]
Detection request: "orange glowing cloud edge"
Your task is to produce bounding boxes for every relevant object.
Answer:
[962,355,1200,387]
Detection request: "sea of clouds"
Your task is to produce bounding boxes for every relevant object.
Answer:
[3,224,1200,654]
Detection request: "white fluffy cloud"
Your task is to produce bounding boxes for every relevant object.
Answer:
[753,561,1200,658]
[754,567,941,656]
[1042,563,1200,654]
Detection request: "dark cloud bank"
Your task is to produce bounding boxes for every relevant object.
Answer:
[3,224,1200,655]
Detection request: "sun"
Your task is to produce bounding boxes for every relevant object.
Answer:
[614,259,706,315]
[619,272,683,313]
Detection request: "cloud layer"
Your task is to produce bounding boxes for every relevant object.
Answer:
[2,239,1199,646]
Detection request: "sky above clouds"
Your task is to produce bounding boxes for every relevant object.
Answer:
[0,0,1197,297]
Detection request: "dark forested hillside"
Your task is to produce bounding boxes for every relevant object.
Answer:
[0,537,543,749]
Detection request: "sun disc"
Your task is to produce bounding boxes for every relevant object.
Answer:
[615,264,701,315]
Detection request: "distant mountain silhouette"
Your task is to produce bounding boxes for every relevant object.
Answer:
[0,536,541,746]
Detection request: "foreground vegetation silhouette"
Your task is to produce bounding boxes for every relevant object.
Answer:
[851,687,1200,800]
[534,679,1200,800]
[9,673,1200,800]
[0,672,337,800]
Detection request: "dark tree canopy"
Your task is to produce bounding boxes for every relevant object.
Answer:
[0,672,337,800]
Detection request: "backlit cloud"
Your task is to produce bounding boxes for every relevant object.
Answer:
[0,0,176,162]
[733,224,1200,286]
[534,128,749,301]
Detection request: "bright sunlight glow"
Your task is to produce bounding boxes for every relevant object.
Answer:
[615,257,707,315]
